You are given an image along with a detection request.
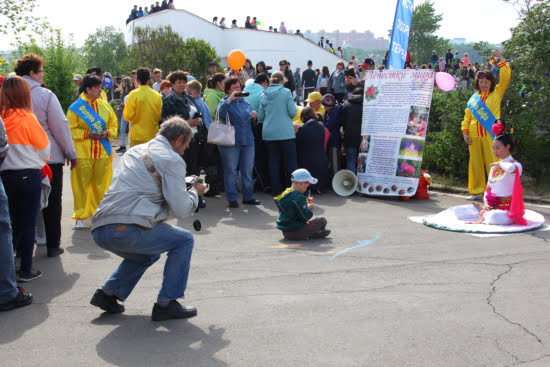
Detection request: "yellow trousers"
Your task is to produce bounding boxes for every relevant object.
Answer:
[130,139,149,147]
[468,136,498,195]
[71,158,112,220]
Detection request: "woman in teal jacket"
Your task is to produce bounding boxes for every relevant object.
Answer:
[257,71,298,195]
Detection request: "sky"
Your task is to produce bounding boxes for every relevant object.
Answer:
[1,0,521,50]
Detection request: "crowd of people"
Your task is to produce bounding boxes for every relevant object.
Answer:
[0,47,517,318]
[126,0,175,24]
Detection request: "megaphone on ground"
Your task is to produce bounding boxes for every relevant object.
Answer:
[332,169,358,197]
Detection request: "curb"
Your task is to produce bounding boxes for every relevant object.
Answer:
[430,183,550,205]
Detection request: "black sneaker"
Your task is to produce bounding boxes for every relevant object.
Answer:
[17,268,42,282]
[90,289,125,313]
[115,146,126,153]
[152,300,197,321]
[228,201,239,208]
[47,247,64,258]
[0,287,33,311]
[309,229,331,239]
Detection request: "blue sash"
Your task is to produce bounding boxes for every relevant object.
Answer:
[467,93,496,139]
[68,98,112,156]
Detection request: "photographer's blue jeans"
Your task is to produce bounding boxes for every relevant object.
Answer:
[92,223,194,301]
[345,147,359,174]
[0,179,17,303]
[218,144,255,202]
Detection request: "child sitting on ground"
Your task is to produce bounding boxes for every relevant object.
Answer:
[274,169,331,240]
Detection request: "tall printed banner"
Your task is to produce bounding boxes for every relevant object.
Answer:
[387,0,414,70]
[356,69,435,196]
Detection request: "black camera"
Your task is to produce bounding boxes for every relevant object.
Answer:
[192,111,203,119]
[185,176,204,231]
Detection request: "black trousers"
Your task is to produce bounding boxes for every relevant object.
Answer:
[42,163,64,249]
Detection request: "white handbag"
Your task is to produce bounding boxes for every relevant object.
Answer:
[207,108,235,146]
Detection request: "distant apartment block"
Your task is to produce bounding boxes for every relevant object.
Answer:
[303,29,390,50]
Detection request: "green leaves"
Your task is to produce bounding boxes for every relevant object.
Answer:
[84,26,128,76]
[126,26,220,84]
[408,0,450,65]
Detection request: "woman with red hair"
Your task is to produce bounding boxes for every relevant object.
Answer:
[0,76,50,281]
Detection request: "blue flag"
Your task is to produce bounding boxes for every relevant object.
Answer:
[387,0,414,70]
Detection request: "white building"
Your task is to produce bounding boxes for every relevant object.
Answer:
[126,9,345,70]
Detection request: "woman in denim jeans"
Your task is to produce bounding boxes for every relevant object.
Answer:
[216,77,259,208]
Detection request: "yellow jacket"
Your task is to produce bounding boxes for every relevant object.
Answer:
[292,105,326,126]
[68,96,118,159]
[461,62,510,138]
[123,86,162,142]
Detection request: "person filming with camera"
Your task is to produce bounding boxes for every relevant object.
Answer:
[89,116,207,321]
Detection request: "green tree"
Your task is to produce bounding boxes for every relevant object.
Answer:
[9,29,86,110]
[501,0,550,182]
[84,26,128,76]
[0,0,49,42]
[408,0,450,65]
[126,26,220,83]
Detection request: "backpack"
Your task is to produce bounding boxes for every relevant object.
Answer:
[320,78,328,88]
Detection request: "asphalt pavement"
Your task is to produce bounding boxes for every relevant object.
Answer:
[1,155,550,367]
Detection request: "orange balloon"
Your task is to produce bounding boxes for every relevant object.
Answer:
[228,49,246,71]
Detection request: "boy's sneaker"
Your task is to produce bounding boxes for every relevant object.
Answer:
[17,268,42,282]
[152,300,197,321]
[90,289,125,314]
[115,146,126,153]
[309,229,331,239]
[0,287,33,311]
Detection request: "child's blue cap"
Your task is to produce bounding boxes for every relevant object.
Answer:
[291,169,318,184]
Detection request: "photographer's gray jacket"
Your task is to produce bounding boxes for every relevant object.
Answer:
[23,76,76,164]
[92,135,198,230]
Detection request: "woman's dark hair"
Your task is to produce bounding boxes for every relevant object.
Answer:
[321,66,330,78]
[208,73,226,89]
[279,60,289,72]
[167,70,187,84]
[0,76,33,115]
[14,53,44,77]
[86,66,103,77]
[79,75,102,95]
[495,132,514,150]
[352,87,364,95]
[493,120,515,150]
[300,107,318,123]
[136,67,151,86]
[244,58,253,70]
[223,77,243,94]
[254,73,270,85]
[474,71,497,93]
[256,61,266,74]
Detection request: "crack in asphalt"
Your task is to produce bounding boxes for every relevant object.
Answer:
[495,338,521,364]
[190,281,481,302]
[503,354,550,366]
[487,262,545,365]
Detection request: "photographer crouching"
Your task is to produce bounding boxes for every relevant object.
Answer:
[89,116,206,321]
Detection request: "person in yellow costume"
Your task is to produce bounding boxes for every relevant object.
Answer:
[68,75,118,229]
[461,49,510,200]
[123,68,162,147]
[292,92,326,127]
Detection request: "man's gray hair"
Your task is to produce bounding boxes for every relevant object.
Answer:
[158,116,193,142]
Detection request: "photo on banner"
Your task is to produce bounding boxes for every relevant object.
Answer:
[356,69,435,196]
